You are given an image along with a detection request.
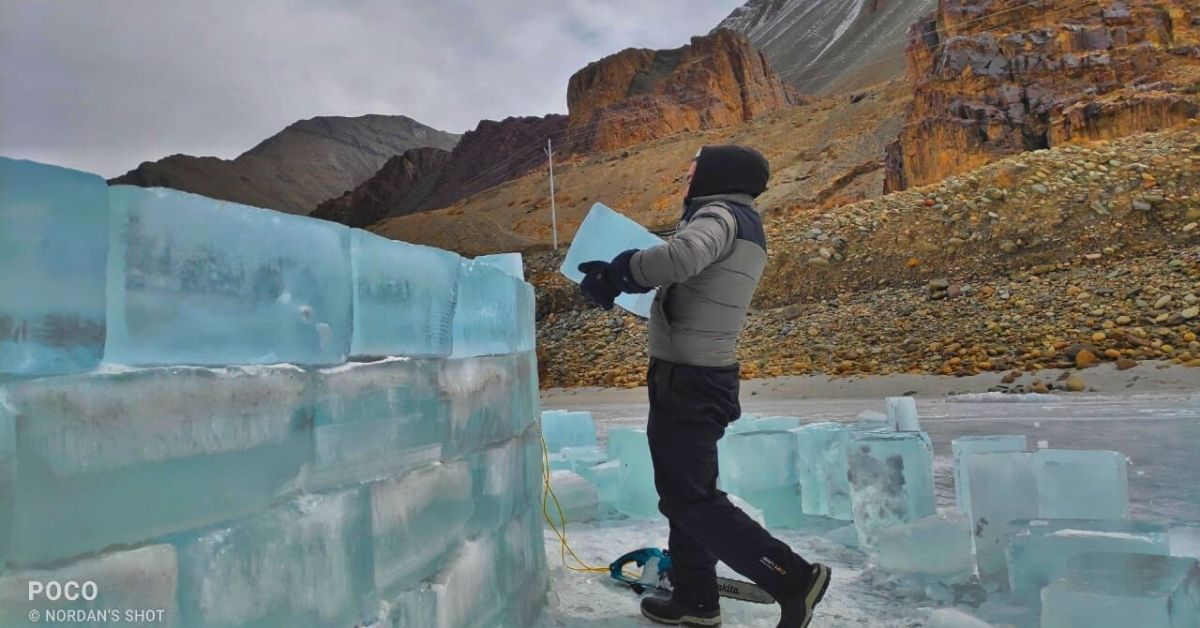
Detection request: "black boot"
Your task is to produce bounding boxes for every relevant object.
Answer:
[640,596,722,627]
[776,563,832,628]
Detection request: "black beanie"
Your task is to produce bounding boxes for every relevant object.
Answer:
[684,145,770,204]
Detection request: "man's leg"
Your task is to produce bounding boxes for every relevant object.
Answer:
[647,359,813,603]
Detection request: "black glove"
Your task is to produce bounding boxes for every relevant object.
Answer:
[578,261,619,310]
[577,249,652,310]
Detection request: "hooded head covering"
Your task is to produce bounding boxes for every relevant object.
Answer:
[684,144,770,206]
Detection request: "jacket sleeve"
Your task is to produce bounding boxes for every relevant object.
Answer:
[629,207,736,288]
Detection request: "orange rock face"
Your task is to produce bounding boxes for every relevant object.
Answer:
[885,0,1200,192]
[566,29,796,154]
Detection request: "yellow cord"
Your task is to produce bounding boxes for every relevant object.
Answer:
[538,422,612,574]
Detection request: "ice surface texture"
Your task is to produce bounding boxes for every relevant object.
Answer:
[474,252,525,281]
[951,435,1026,516]
[541,410,599,453]
[560,203,664,318]
[0,158,109,376]
[1041,553,1200,628]
[793,422,853,520]
[847,431,936,548]
[877,512,974,582]
[885,396,920,431]
[1007,519,1170,599]
[106,185,354,366]
[719,430,805,526]
[451,258,535,358]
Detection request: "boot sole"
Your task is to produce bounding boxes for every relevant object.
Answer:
[799,564,832,628]
[640,606,722,627]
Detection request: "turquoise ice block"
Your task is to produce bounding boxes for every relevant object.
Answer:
[1034,449,1129,520]
[610,428,659,518]
[371,461,474,596]
[541,409,598,452]
[105,185,353,366]
[561,445,607,475]
[1041,553,1200,628]
[0,158,109,376]
[951,435,1027,516]
[547,470,600,522]
[967,451,1039,578]
[847,431,936,548]
[451,259,535,357]
[308,357,446,491]
[350,230,462,358]
[1007,519,1170,600]
[0,545,178,626]
[588,460,621,517]
[727,415,803,434]
[474,252,525,281]
[719,431,804,527]
[793,422,853,520]
[3,365,311,567]
[467,431,537,533]
[560,203,664,318]
[177,489,374,628]
[876,512,974,583]
[440,352,540,459]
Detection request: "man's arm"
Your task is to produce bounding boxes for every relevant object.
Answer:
[628,208,736,288]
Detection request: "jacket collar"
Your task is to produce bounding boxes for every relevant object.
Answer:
[683,193,757,221]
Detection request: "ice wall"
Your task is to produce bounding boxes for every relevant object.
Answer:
[0,159,545,628]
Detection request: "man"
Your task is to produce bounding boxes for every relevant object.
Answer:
[577,145,831,628]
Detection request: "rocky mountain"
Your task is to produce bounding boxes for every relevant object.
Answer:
[885,0,1200,191]
[310,147,451,228]
[110,114,460,215]
[714,0,937,95]
[565,29,796,154]
[313,114,567,228]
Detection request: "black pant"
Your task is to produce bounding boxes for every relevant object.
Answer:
[646,357,812,609]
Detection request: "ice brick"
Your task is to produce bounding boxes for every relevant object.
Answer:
[1034,449,1129,520]
[885,396,920,431]
[560,203,664,318]
[719,431,804,527]
[847,431,936,548]
[308,357,445,490]
[1041,553,1200,628]
[0,544,178,627]
[951,435,1027,515]
[793,422,853,520]
[588,460,621,517]
[3,365,311,566]
[451,259,534,357]
[440,352,539,458]
[467,431,536,532]
[178,490,373,628]
[877,512,974,582]
[371,461,473,596]
[105,185,352,366]
[1,158,109,376]
[474,252,524,281]
[430,536,506,628]
[967,451,1039,578]
[610,428,659,518]
[547,470,600,523]
[349,230,462,358]
[560,445,607,476]
[541,409,598,452]
[727,415,803,434]
[1007,519,1170,599]
[498,508,550,626]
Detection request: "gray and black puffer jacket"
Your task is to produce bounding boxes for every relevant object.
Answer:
[629,191,768,367]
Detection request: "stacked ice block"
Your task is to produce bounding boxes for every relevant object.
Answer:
[560,203,664,318]
[0,158,545,628]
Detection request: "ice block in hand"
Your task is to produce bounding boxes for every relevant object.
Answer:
[105,185,353,366]
[1,158,109,376]
[560,203,664,318]
[350,230,462,358]
[1041,553,1200,628]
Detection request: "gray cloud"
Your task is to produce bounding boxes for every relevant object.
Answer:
[0,0,742,177]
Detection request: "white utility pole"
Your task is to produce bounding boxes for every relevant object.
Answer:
[545,138,559,251]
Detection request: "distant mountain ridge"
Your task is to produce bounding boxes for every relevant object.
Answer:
[110,114,460,215]
[714,0,936,94]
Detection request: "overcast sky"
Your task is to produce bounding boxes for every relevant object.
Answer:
[0,0,743,177]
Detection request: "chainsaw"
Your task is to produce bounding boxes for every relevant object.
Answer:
[609,547,775,605]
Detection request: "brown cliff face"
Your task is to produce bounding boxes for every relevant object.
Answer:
[312,115,568,228]
[310,147,450,227]
[565,29,796,154]
[885,0,1200,192]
